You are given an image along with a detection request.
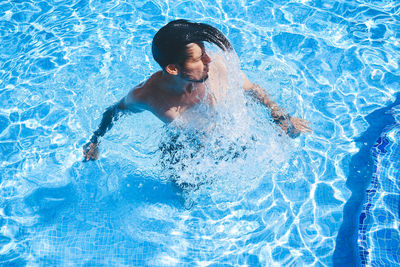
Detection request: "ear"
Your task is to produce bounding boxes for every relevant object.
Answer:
[165,64,179,75]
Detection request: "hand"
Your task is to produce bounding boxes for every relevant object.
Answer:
[83,142,99,161]
[289,117,312,133]
[278,117,312,138]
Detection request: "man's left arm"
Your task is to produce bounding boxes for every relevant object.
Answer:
[241,73,312,137]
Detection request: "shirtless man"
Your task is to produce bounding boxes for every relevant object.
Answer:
[83,19,311,161]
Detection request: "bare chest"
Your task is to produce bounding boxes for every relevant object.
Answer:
[154,86,212,123]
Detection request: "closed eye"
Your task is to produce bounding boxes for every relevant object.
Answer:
[196,51,206,61]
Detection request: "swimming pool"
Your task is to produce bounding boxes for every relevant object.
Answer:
[1,0,399,266]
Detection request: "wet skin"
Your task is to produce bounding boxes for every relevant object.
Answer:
[83,42,311,161]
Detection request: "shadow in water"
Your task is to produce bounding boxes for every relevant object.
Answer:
[24,184,77,224]
[70,160,185,208]
[23,160,185,228]
[333,93,400,266]
[118,173,184,207]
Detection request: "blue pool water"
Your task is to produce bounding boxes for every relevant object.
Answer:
[1,0,400,266]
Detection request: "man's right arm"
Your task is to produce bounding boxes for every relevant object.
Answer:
[83,89,144,161]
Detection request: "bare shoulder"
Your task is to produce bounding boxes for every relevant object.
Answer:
[131,72,162,99]
[120,72,162,112]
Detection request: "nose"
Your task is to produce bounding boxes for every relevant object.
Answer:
[202,53,211,64]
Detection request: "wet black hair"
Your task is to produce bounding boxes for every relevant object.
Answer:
[152,19,232,69]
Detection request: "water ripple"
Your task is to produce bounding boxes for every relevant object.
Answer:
[1,0,399,265]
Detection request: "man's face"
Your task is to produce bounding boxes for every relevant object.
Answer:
[179,42,211,83]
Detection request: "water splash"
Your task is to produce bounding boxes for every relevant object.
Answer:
[158,50,294,203]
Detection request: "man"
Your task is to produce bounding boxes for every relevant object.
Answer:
[83,19,311,161]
